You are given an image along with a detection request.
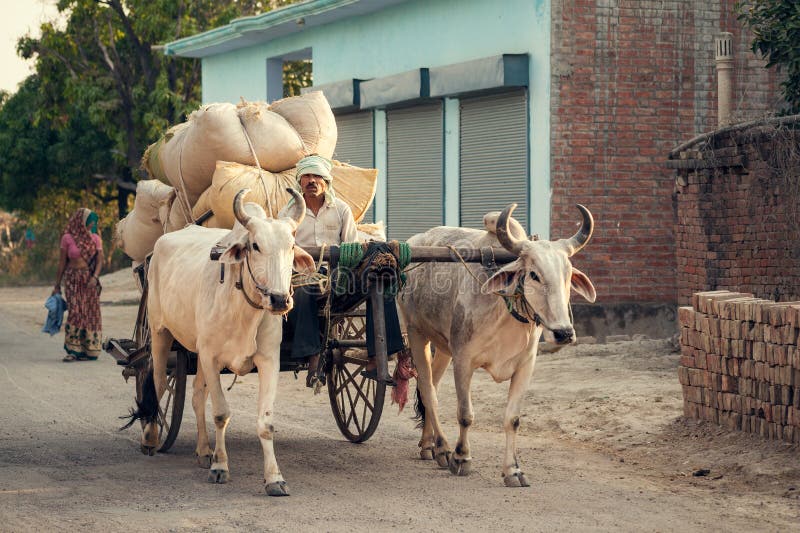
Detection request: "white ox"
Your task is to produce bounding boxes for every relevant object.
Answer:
[128,188,305,496]
[397,203,596,487]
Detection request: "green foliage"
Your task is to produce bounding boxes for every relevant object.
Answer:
[284,60,313,97]
[0,76,113,212]
[736,0,800,113]
[11,0,274,219]
[0,0,303,282]
[0,186,127,285]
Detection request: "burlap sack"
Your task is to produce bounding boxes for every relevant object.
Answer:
[356,221,386,242]
[115,180,174,261]
[191,188,213,220]
[269,91,337,159]
[197,214,229,229]
[203,160,378,229]
[237,100,305,170]
[140,123,187,185]
[206,161,297,228]
[330,160,378,223]
[142,102,305,206]
[159,189,195,233]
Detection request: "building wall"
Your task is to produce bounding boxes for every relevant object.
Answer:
[672,122,800,305]
[550,0,781,304]
[193,0,786,307]
[199,0,552,235]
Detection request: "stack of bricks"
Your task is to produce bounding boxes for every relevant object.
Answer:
[678,290,800,444]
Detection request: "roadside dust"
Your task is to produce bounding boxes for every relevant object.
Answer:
[0,272,797,531]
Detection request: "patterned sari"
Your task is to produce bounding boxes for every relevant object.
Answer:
[63,209,102,359]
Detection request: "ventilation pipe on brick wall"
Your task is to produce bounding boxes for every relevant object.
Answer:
[715,32,734,127]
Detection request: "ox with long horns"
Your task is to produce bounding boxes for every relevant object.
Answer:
[397,204,596,487]
[126,188,308,496]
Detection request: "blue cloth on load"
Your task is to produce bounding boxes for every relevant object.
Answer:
[42,293,67,336]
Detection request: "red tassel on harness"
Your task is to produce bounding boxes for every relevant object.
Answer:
[391,348,417,413]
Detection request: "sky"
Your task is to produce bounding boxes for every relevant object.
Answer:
[0,0,60,94]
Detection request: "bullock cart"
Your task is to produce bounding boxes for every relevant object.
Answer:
[105,242,515,452]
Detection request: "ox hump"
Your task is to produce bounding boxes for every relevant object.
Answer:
[483,212,528,240]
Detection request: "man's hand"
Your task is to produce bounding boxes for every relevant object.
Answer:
[292,245,316,274]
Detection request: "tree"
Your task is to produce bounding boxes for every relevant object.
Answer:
[15,0,269,217]
[736,0,800,114]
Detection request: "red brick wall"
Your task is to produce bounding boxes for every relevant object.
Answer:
[672,121,800,305]
[550,0,782,304]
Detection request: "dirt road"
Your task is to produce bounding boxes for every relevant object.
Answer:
[1,275,798,531]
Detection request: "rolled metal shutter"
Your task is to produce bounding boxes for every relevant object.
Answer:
[387,103,443,240]
[333,111,375,222]
[460,90,528,230]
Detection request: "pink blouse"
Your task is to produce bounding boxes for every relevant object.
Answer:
[61,233,102,260]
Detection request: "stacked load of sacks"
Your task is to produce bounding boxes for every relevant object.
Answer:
[116,92,378,262]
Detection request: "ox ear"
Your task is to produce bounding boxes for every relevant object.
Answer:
[481,260,523,296]
[217,229,249,264]
[292,245,316,274]
[571,267,596,303]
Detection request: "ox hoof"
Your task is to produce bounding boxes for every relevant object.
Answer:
[419,447,434,461]
[435,451,452,469]
[503,472,530,488]
[265,481,290,497]
[196,454,212,469]
[140,444,157,456]
[208,469,230,484]
[448,456,471,476]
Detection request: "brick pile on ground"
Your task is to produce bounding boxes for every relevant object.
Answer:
[678,290,800,444]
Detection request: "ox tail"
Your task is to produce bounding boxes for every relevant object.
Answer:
[413,386,426,429]
[119,368,159,430]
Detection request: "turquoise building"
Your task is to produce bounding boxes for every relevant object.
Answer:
[165,0,550,239]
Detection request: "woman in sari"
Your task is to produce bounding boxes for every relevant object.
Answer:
[53,209,103,361]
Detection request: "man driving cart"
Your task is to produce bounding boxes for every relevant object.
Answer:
[279,155,404,387]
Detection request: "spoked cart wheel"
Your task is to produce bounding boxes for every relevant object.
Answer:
[327,309,387,443]
[134,349,187,453]
[130,279,187,453]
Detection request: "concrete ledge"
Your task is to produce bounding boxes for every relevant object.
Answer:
[571,302,678,342]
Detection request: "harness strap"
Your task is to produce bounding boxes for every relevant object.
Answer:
[480,246,498,273]
[503,278,544,326]
[447,244,536,325]
[235,263,264,310]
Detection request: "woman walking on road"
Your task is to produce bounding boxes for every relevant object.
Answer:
[53,208,103,362]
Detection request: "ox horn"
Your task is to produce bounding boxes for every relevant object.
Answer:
[561,204,594,257]
[496,203,525,256]
[233,188,252,227]
[284,188,306,226]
